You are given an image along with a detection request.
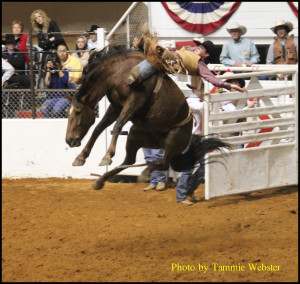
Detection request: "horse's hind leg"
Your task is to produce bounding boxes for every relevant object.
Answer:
[73,104,120,166]
[138,122,192,182]
[94,125,143,190]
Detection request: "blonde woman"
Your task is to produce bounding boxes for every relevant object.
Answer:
[30,9,67,66]
[71,36,89,68]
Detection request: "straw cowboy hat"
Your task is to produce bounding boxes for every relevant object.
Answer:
[271,19,293,34]
[226,22,247,35]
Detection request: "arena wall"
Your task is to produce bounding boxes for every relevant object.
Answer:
[2,106,146,179]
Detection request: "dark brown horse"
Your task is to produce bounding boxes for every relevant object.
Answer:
[65,46,229,190]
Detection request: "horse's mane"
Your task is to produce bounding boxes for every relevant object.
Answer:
[76,45,143,101]
[87,45,128,72]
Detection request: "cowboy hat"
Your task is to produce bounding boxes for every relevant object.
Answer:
[193,39,216,63]
[226,22,247,35]
[271,19,293,34]
[86,25,99,34]
[225,78,245,88]
[222,69,245,88]
[3,33,17,45]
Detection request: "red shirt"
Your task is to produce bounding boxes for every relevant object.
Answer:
[17,34,29,65]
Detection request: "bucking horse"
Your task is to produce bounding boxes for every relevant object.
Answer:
[65,30,230,190]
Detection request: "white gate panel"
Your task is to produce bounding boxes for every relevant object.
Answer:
[206,144,297,199]
[202,67,298,199]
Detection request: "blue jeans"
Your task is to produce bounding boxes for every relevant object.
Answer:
[40,97,70,118]
[68,82,78,89]
[138,59,156,80]
[176,162,205,201]
[229,132,244,149]
[142,148,166,185]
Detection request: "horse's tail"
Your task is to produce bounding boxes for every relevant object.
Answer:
[170,135,231,172]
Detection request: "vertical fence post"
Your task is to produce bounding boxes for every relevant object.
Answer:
[126,16,130,49]
[29,29,36,119]
[96,28,106,50]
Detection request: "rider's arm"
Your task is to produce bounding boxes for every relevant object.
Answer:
[197,61,231,90]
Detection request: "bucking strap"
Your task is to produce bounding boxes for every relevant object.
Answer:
[153,74,164,95]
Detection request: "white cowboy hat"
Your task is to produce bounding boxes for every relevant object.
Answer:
[271,19,293,34]
[226,22,247,35]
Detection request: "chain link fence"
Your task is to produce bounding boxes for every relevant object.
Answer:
[2,2,149,119]
[110,2,149,48]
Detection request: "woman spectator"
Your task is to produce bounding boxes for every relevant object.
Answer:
[30,9,67,67]
[71,36,89,68]
[40,52,70,118]
[11,20,30,65]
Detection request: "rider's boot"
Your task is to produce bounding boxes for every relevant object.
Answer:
[125,59,156,86]
[126,65,141,86]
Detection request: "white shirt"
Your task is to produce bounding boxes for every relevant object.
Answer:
[87,39,99,50]
[186,94,204,135]
[2,58,15,84]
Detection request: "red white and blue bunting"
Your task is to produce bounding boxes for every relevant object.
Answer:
[287,2,298,18]
[161,2,242,35]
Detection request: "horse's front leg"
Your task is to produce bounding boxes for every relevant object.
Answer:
[73,104,120,166]
[99,91,148,166]
[94,125,142,189]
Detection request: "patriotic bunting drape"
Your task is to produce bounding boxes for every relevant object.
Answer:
[161,2,242,35]
[287,2,298,17]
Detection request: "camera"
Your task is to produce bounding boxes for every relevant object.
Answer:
[47,54,59,72]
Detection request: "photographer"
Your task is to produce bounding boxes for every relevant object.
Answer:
[40,53,70,118]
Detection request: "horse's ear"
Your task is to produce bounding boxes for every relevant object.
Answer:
[156,45,165,57]
[64,95,73,101]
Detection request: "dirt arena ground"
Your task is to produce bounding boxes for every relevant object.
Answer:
[2,178,298,282]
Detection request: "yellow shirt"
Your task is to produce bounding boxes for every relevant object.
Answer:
[62,54,83,80]
[175,47,201,75]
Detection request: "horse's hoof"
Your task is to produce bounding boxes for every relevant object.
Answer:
[72,157,86,166]
[99,157,112,166]
[93,179,104,190]
[137,174,150,183]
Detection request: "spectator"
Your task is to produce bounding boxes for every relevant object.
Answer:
[129,36,139,51]
[40,53,70,118]
[126,38,246,93]
[86,25,99,50]
[176,85,204,205]
[266,19,298,80]
[220,22,260,67]
[11,20,30,65]
[142,148,167,191]
[57,44,82,88]
[30,9,67,67]
[2,58,15,87]
[219,77,246,149]
[71,36,89,68]
[2,34,31,88]
[104,34,117,53]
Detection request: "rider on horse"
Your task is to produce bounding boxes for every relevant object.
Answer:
[126,35,247,93]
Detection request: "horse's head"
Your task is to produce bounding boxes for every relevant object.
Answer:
[65,95,96,147]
